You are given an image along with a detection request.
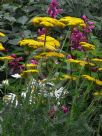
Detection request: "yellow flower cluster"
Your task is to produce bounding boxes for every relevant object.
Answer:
[21,69,39,77]
[19,39,43,48]
[93,91,102,96]
[0,43,5,51]
[31,17,65,28]
[82,75,102,86]
[60,74,77,80]
[91,58,102,63]
[19,35,60,51]
[67,59,95,66]
[0,32,5,37]
[34,52,64,59]
[82,75,95,81]
[80,42,95,50]
[37,35,60,48]
[23,63,38,68]
[59,16,86,27]
[0,56,14,61]
[98,68,102,71]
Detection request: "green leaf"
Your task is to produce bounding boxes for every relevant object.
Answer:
[17,16,28,25]
[8,38,21,45]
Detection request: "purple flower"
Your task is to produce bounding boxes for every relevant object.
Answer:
[38,28,47,36]
[30,59,38,65]
[47,0,62,18]
[8,55,24,74]
[67,54,72,59]
[82,15,95,33]
[82,15,88,21]
[70,28,87,51]
[61,105,69,113]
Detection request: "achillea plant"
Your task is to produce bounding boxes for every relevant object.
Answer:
[0,1,101,136]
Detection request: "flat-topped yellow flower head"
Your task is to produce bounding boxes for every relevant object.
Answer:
[82,75,102,86]
[0,43,5,51]
[34,52,64,59]
[59,16,86,27]
[37,35,60,48]
[82,75,95,81]
[93,92,102,96]
[23,63,38,68]
[98,68,102,71]
[21,69,39,77]
[91,58,102,63]
[19,39,43,49]
[0,32,6,37]
[31,17,65,28]
[0,56,14,61]
[60,74,77,80]
[67,59,95,66]
[95,79,102,86]
[19,35,60,51]
[80,42,95,50]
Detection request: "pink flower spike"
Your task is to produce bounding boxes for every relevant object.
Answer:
[47,0,62,18]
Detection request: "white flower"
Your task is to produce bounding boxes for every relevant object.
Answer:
[54,87,64,99]
[11,73,21,79]
[50,92,54,97]
[2,79,9,86]
[3,93,18,106]
[21,91,27,98]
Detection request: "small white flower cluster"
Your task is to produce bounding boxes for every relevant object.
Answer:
[54,87,64,99]
[2,79,9,86]
[2,78,68,106]
[3,93,18,106]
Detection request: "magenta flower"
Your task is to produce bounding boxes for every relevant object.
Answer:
[38,28,47,36]
[47,0,63,18]
[82,15,95,33]
[67,54,73,59]
[8,55,24,74]
[30,59,38,65]
[70,15,95,51]
[61,105,69,113]
[70,28,87,51]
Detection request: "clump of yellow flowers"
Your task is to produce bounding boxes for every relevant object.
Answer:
[0,32,6,37]
[20,69,39,77]
[37,35,60,48]
[19,35,60,51]
[93,91,102,96]
[0,32,6,51]
[0,56,14,61]
[31,17,65,28]
[80,42,95,50]
[34,52,64,59]
[0,43,5,51]
[98,68,102,71]
[82,75,102,86]
[60,74,77,80]
[59,16,86,27]
[91,58,102,63]
[67,59,95,66]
